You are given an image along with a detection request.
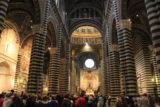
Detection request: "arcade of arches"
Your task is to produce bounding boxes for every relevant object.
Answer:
[0,0,160,99]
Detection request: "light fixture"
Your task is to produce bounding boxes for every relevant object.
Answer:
[136,14,139,17]
[48,47,51,50]
[83,42,92,51]
[151,78,155,82]
[43,87,48,93]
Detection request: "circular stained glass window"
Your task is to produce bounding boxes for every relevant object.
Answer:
[85,58,95,69]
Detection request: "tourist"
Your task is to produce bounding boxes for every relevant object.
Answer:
[140,93,149,107]
[26,95,37,107]
[61,94,72,107]
[116,92,128,107]
[127,96,134,107]
[41,96,49,107]
[2,94,12,107]
[10,94,24,107]
[148,95,155,107]
[97,95,104,107]
[0,94,4,107]
[49,95,58,107]
[75,91,86,107]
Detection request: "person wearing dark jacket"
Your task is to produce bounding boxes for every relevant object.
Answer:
[36,96,49,107]
[10,95,24,107]
[62,94,71,107]
[0,94,4,107]
[26,95,37,107]
[49,96,58,107]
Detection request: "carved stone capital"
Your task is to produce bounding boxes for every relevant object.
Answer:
[119,19,131,30]
[31,24,41,34]
[110,44,119,52]
[148,45,156,55]
[48,47,56,55]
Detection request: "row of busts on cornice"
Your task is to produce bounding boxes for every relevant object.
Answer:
[71,37,101,44]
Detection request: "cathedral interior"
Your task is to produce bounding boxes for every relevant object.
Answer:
[0,0,160,99]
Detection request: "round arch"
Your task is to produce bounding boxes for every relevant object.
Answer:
[69,19,103,36]
[21,35,33,48]
[121,0,145,18]
[111,19,118,45]
[8,0,41,24]
[0,61,10,74]
[0,21,20,60]
[132,26,152,45]
[47,21,57,47]
[4,20,20,43]
[0,61,13,92]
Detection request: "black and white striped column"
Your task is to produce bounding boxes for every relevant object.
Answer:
[58,58,67,94]
[27,0,49,94]
[119,20,137,96]
[109,45,121,98]
[14,52,21,91]
[27,25,46,93]
[65,44,70,92]
[113,0,137,96]
[145,0,160,73]
[104,25,110,96]
[0,0,9,34]
[149,45,160,96]
[48,25,62,94]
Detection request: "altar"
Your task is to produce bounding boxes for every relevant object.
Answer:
[80,70,100,95]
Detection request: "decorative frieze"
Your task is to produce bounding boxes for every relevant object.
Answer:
[119,19,132,30]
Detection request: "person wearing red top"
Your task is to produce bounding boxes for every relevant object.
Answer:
[0,94,4,107]
[75,91,86,107]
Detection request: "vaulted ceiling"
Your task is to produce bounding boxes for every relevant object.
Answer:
[65,0,105,14]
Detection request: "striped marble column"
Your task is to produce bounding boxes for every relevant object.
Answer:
[59,58,67,94]
[27,0,49,94]
[48,48,57,93]
[109,44,121,98]
[65,44,70,92]
[14,52,22,91]
[113,0,137,96]
[0,0,9,34]
[118,20,137,96]
[149,45,160,96]
[145,0,160,73]
[27,25,46,93]
[48,25,62,94]
[104,25,110,96]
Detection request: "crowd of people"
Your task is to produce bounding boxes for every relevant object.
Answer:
[0,90,160,107]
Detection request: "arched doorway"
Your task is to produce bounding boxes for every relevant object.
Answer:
[0,62,12,92]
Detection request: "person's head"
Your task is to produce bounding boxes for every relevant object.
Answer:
[43,96,48,101]
[52,95,56,100]
[64,94,70,99]
[80,91,85,97]
[143,93,147,97]
[11,90,14,94]
[37,96,42,101]
[0,94,3,98]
